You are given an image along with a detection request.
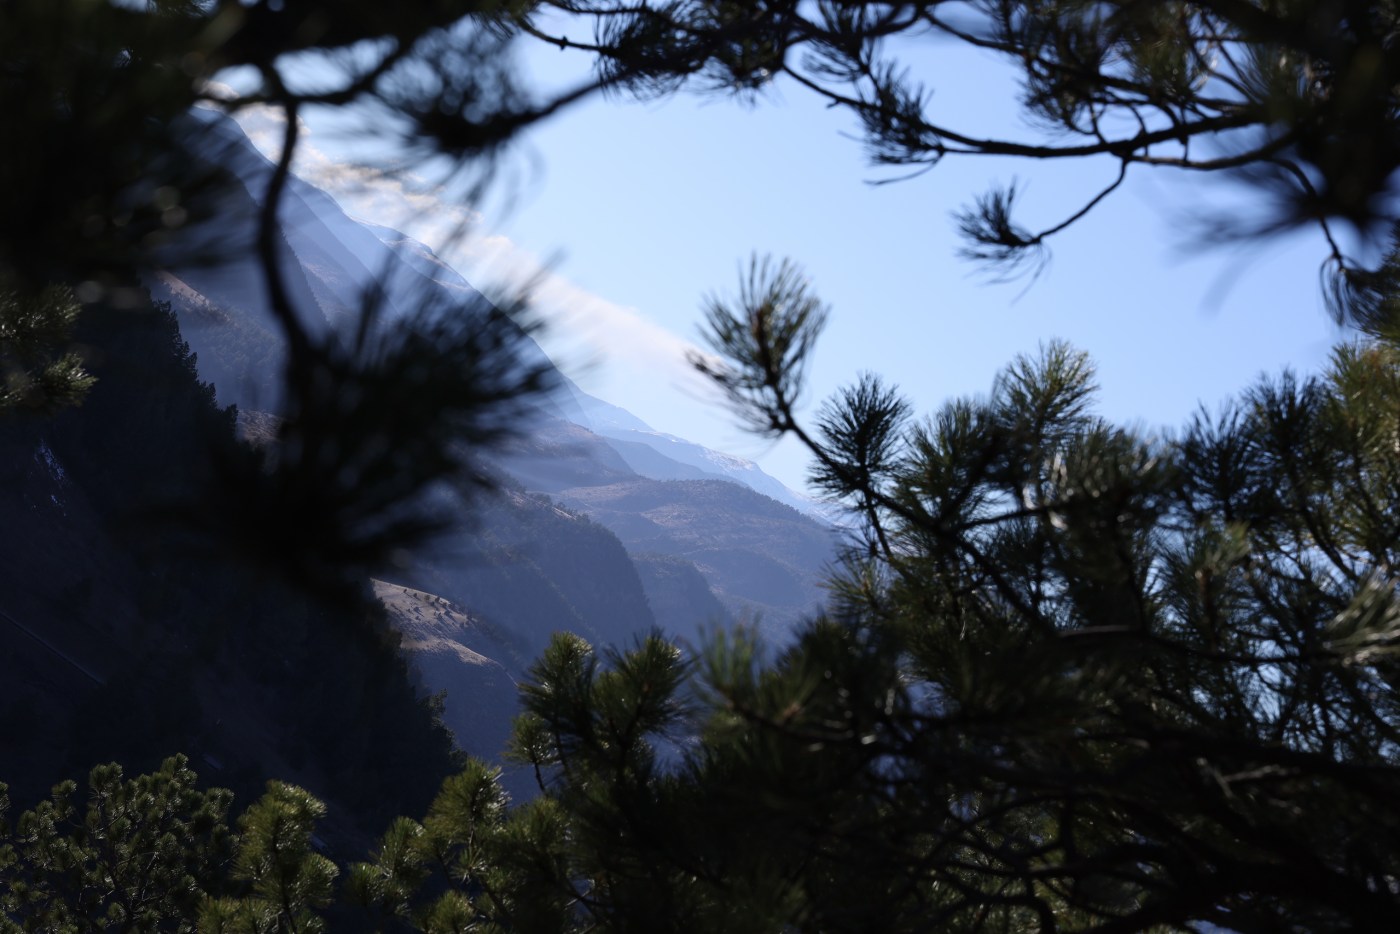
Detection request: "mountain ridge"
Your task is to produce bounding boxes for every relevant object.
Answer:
[152,109,841,766]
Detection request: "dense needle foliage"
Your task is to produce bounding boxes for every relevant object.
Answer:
[7,320,1399,931]
[482,300,1400,931]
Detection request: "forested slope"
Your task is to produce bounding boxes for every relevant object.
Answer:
[0,298,458,842]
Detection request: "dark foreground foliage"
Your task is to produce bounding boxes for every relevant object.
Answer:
[0,296,460,831]
[7,327,1400,932]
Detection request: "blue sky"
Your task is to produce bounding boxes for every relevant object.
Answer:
[256,31,1348,497]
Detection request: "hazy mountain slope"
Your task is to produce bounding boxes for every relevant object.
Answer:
[482,413,838,638]
[374,582,517,753]
[387,487,658,664]
[563,381,825,516]
[598,436,729,483]
[631,552,735,638]
[159,111,759,631]
[0,108,834,837]
[182,108,471,327]
[489,414,637,492]
[555,479,840,638]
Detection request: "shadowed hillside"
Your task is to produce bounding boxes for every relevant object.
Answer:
[0,298,459,843]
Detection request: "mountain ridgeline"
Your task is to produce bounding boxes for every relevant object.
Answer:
[134,111,842,785]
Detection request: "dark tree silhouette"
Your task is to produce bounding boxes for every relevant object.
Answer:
[523,0,1400,329]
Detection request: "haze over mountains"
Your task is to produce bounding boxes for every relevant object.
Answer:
[146,109,843,776]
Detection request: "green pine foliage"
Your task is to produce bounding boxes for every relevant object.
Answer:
[6,310,1400,931]
[0,279,94,414]
[349,759,574,932]
[0,756,234,933]
[622,261,1400,931]
[200,783,339,934]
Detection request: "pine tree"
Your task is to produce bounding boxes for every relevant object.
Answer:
[526,0,1400,327]
[0,756,235,932]
[199,783,339,934]
[0,279,93,413]
[373,266,1400,931]
[6,6,1400,928]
